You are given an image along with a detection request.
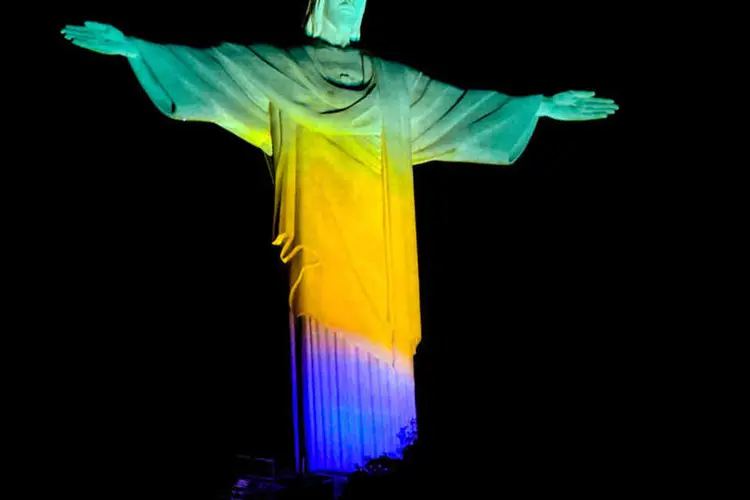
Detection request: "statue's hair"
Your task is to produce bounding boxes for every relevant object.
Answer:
[304,0,365,42]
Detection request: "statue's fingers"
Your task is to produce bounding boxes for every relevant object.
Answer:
[72,29,121,43]
[74,32,111,43]
[582,110,613,119]
[585,107,616,113]
[64,33,103,45]
[571,90,596,98]
[570,113,608,121]
[62,27,94,37]
[581,99,618,108]
[584,98,615,105]
[583,103,618,111]
[63,25,91,32]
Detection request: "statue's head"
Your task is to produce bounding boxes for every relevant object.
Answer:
[304,0,368,45]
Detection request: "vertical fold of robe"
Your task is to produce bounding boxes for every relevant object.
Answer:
[296,315,417,472]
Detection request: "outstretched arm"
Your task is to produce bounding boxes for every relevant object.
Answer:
[61,22,173,114]
[61,21,273,153]
[407,68,618,166]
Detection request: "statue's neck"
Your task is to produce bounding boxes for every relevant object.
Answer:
[317,19,355,48]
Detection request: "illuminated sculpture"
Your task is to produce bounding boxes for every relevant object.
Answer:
[61,0,618,474]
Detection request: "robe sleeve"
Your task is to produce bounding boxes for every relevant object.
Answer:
[129,39,272,154]
[408,70,543,166]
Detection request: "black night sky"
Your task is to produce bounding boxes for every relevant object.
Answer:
[21,1,654,498]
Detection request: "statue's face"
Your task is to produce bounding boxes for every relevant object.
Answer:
[323,0,366,32]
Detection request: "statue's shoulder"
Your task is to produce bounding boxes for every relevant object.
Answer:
[365,52,420,74]
[214,41,284,55]
[368,55,424,85]
[212,42,306,67]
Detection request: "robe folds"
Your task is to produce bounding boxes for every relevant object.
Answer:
[130,38,542,469]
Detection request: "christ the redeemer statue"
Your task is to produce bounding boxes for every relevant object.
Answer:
[61,0,618,474]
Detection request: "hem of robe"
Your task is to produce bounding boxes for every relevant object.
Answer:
[295,313,417,473]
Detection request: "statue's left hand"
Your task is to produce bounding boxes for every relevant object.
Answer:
[61,21,139,58]
[539,90,618,121]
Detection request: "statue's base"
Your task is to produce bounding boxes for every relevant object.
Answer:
[224,469,348,500]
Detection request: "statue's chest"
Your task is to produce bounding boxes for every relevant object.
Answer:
[309,47,371,87]
[323,60,364,85]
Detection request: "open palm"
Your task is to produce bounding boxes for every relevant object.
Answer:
[543,90,618,121]
[61,21,138,58]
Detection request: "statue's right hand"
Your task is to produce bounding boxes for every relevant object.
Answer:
[61,21,139,58]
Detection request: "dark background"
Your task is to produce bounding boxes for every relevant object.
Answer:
[17,1,655,498]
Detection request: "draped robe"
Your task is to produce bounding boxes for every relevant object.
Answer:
[130,38,542,471]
